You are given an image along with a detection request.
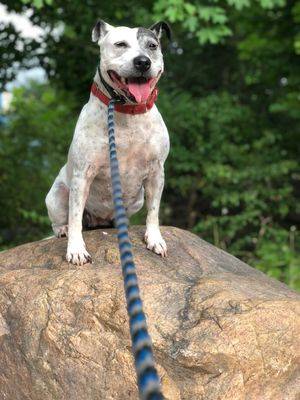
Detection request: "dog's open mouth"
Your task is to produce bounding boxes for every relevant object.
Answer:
[107,70,158,103]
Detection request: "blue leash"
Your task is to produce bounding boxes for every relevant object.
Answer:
[107,99,163,400]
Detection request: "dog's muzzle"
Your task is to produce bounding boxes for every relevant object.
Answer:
[133,55,151,73]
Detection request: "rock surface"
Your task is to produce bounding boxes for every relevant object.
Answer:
[0,226,299,400]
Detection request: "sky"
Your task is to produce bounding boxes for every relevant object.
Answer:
[0,4,43,39]
[0,4,46,90]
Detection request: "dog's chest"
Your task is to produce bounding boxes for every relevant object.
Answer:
[95,114,165,186]
[74,101,169,208]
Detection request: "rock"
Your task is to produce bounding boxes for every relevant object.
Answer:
[0,226,299,400]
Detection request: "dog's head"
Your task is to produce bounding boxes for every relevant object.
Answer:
[92,21,171,104]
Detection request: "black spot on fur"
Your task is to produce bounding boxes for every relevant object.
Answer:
[137,27,159,43]
[92,20,110,42]
[149,21,172,42]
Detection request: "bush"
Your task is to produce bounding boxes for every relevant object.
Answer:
[0,83,298,290]
[159,90,299,290]
[0,83,77,247]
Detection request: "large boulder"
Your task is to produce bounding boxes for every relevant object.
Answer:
[0,226,299,400]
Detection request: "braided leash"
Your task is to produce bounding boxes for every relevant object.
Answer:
[107,99,163,400]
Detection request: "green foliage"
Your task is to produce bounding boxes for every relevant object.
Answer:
[0,0,299,290]
[0,83,76,246]
[158,90,299,290]
[253,226,300,290]
[21,0,52,8]
[153,0,288,44]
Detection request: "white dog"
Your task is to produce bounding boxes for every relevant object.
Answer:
[45,20,171,266]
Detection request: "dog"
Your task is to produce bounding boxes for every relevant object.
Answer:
[45,20,171,266]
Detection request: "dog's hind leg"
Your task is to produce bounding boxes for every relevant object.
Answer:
[45,167,69,238]
[82,210,114,230]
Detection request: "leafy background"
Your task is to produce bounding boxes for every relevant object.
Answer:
[0,0,299,290]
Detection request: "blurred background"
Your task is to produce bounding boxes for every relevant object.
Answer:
[0,0,299,289]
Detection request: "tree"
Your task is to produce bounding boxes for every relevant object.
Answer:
[0,0,299,289]
[0,83,76,246]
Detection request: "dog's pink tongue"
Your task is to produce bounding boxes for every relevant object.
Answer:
[127,81,151,103]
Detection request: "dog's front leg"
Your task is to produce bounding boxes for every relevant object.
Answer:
[67,168,95,265]
[144,161,167,257]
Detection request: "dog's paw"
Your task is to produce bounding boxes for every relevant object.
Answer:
[66,240,92,266]
[53,224,68,238]
[144,226,167,257]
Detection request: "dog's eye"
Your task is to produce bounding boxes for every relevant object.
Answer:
[115,41,128,48]
[148,42,158,50]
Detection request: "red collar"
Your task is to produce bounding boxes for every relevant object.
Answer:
[91,82,158,115]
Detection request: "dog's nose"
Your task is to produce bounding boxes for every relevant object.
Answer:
[133,56,151,72]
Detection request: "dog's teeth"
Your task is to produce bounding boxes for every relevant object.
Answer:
[121,77,126,83]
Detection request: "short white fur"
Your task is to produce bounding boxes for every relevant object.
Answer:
[46,22,170,265]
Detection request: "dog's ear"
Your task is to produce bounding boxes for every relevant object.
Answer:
[149,21,172,42]
[92,20,114,43]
